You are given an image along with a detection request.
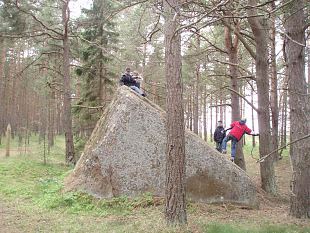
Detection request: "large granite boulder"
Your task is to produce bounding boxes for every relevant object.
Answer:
[65,86,259,207]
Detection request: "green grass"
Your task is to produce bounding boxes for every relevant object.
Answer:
[203,223,310,233]
[0,135,308,233]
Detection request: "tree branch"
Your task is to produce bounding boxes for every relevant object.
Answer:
[72,105,104,109]
[14,0,63,37]
[222,20,256,59]
[257,134,310,163]
[224,86,259,112]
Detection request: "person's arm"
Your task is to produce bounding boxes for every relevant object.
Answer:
[128,75,137,85]
[213,131,217,141]
[244,126,252,135]
[245,126,259,136]
[250,132,259,136]
[224,127,232,132]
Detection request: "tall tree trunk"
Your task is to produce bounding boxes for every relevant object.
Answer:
[219,98,223,122]
[188,88,193,131]
[0,39,6,137]
[193,33,200,135]
[251,80,256,147]
[248,0,276,194]
[270,1,279,161]
[62,0,76,165]
[164,0,187,225]
[210,98,213,142]
[284,0,310,218]
[203,85,207,141]
[48,89,55,149]
[193,73,199,134]
[215,96,218,124]
[224,23,246,170]
[5,124,11,157]
[307,37,310,94]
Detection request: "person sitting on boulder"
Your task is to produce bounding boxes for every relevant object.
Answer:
[221,118,259,162]
[132,71,143,89]
[213,120,226,152]
[120,67,145,96]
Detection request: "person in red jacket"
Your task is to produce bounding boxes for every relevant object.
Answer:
[221,118,258,162]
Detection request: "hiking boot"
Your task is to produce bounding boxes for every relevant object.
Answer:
[231,157,234,162]
[222,150,227,154]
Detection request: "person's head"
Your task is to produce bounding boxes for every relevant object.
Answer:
[239,118,247,125]
[132,71,139,77]
[217,121,223,127]
[125,67,131,74]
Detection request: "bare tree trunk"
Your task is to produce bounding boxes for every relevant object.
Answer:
[164,0,187,225]
[62,0,76,165]
[307,38,310,94]
[270,1,279,161]
[193,33,200,135]
[284,0,310,218]
[219,98,223,122]
[280,82,288,148]
[224,23,246,170]
[188,88,193,131]
[215,96,218,124]
[203,85,207,141]
[248,0,276,194]
[210,98,213,142]
[0,39,6,137]
[5,124,11,157]
[251,80,256,147]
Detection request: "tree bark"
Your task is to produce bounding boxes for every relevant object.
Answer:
[251,80,256,147]
[210,98,213,142]
[270,1,279,161]
[62,0,76,165]
[224,22,246,170]
[0,39,6,137]
[188,88,193,131]
[247,0,276,194]
[307,45,310,94]
[203,85,207,141]
[193,33,200,135]
[164,0,187,225]
[5,124,11,157]
[284,0,310,218]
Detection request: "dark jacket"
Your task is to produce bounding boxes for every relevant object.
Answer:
[214,126,226,143]
[120,73,137,87]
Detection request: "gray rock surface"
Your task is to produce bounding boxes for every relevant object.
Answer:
[65,86,259,207]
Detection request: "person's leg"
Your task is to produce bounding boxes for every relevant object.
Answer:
[216,142,221,152]
[231,138,238,162]
[221,136,230,153]
[130,86,144,96]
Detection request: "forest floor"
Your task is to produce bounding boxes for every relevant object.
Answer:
[0,136,309,233]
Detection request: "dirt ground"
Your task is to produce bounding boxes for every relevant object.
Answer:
[0,151,309,232]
